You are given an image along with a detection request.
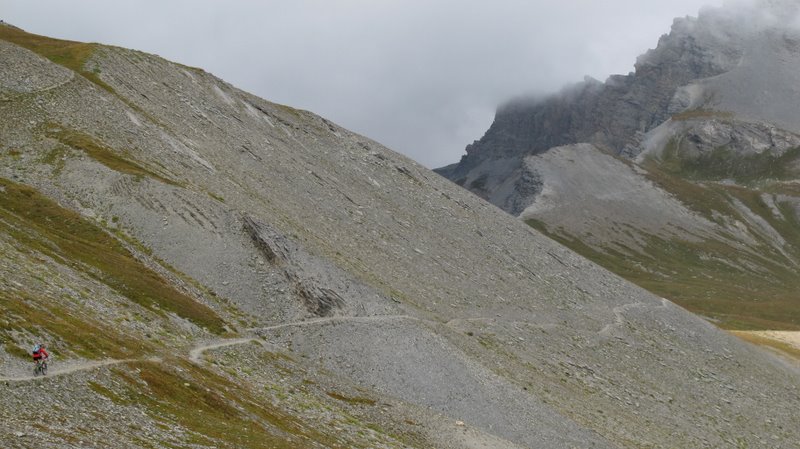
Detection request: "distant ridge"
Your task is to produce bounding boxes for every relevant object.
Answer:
[2,22,800,448]
[438,0,800,332]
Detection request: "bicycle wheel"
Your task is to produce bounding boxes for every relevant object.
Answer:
[41,361,47,376]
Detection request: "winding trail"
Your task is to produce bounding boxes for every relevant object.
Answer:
[0,315,416,383]
[188,338,261,363]
[0,357,161,383]
[0,71,77,102]
[598,297,671,338]
[0,312,546,383]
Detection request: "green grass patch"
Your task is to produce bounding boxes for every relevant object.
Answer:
[0,26,172,128]
[656,137,800,185]
[40,145,69,174]
[44,125,179,186]
[115,361,341,449]
[88,381,128,405]
[528,216,800,330]
[3,341,31,359]
[670,109,734,121]
[642,157,738,222]
[0,178,227,334]
[0,25,115,94]
[0,289,146,358]
[207,190,226,203]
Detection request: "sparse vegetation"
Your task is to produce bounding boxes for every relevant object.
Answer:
[520,149,800,330]
[528,179,800,331]
[326,391,377,406]
[730,331,800,360]
[0,289,147,358]
[114,361,343,449]
[207,190,226,203]
[0,25,115,94]
[657,137,800,185]
[670,108,734,121]
[44,125,179,186]
[0,178,227,334]
[3,341,31,359]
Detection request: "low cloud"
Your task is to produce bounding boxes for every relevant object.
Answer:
[3,0,721,168]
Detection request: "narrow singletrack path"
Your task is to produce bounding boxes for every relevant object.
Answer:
[0,313,496,383]
[189,338,261,363]
[0,357,161,382]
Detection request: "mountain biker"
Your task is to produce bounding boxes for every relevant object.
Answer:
[32,343,49,368]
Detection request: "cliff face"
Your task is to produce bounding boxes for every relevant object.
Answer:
[3,22,800,449]
[438,1,800,333]
[437,1,800,214]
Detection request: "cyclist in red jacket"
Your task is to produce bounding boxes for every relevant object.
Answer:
[32,343,49,365]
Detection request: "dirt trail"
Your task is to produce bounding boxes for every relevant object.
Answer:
[0,314,492,383]
[0,357,161,382]
[0,316,414,383]
[188,338,261,363]
[599,297,671,338]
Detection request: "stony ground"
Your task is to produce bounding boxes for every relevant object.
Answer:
[2,24,800,448]
[439,0,800,332]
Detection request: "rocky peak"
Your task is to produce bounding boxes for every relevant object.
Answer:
[4,24,800,449]
[438,0,800,214]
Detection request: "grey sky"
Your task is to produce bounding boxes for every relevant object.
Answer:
[3,1,721,168]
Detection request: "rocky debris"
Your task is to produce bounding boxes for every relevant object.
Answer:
[243,215,293,264]
[639,116,800,160]
[0,40,74,100]
[243,215,401,318]
[2,24,800,448]
[518,143,716,249]
[437,0,800,214]
[294,283,345,317]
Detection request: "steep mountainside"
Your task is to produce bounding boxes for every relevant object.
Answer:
[436,2,751,213]
[438,0,800,330]
[2,23,800,448]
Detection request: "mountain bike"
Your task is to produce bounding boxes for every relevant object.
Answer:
[33,359,48,376]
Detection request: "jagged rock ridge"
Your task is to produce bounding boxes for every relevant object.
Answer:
[438,0,800,212]
[1,22,800,448]
[437,1,800,331]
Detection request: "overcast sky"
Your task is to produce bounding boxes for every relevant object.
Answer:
[3,0,722,168]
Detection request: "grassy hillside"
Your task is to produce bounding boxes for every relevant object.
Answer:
[0,181,424,448]
[5,25,800,448]
[0,177,227,337]
[528,141,800,330]
[0,24,112,92]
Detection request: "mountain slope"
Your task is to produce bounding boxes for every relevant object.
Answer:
[438,0,800,331]
[2,24,800,448]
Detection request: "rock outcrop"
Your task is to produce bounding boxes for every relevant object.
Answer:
[438,0,800,208]
[2,22,800,448]
[439,0,800,331]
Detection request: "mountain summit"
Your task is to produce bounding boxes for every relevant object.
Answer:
[2,22,800,448]
[438,1,800,331]
[438,0,800,210]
